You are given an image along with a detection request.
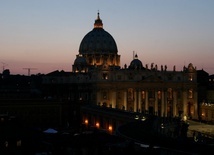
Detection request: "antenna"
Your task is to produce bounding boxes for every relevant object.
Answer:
[23,68,37,76]
[1,62,8,72]
[133,51,135,59]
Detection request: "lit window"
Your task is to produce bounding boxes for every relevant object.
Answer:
[103,73,108,79]
[189,75,193,81]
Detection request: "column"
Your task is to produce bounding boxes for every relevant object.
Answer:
[183,90,187,117]
[164,91,168,117]
[111,90,117,108]
[97,91,101,105]
[123,90,127,110]
[193,90,198,119]
[161,91,165,117]
[173,91,177,117]
[134,90,137,112]
[145,90,149,113]
[138,90,142,113]
[155,90,158,115]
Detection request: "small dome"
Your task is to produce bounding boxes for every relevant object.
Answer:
[79,12,118,55]
[129,54,143,69]
[74,55,87,66]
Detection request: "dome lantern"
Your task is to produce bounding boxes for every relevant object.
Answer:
[94,11,103,29]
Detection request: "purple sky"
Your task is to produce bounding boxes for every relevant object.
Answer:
[1,0,214,75]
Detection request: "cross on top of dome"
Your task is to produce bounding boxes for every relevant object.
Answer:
[94,11,103,29]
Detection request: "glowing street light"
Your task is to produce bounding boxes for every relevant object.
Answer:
[96,122,100,128]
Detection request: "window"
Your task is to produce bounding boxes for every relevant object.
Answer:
[148,90,155,98]
[103,92,107,99]
[189,75,193,81]
[103,73,108,79]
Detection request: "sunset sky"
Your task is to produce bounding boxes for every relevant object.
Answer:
[1,0,214,75]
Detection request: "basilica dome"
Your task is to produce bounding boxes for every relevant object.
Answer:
[79,12,118,55]
[129,54,143,69]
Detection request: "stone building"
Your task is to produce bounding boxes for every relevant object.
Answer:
[42,12,198,131]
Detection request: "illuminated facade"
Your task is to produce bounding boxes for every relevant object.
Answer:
[72,12,198,118]
[43,12,199,131]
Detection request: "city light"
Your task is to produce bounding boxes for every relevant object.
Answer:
[108,125,112,132]
[96,122,100,128]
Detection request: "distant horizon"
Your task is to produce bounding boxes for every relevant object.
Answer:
[1,0,214,75]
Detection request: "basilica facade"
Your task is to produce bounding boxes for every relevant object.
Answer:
[71,12,198,118]
[42,13,198,130]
